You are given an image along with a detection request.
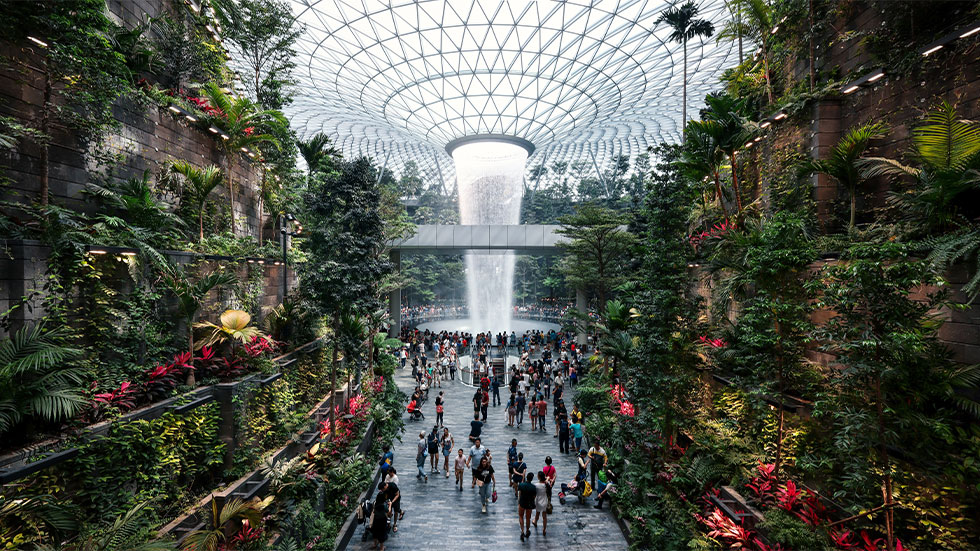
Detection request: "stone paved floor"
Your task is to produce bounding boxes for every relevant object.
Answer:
[345,352,629,550]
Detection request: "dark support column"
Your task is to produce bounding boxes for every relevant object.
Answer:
[811,99,842,230]
[389,249,401,337]
[575,287,588,347]
[214,383,238,471]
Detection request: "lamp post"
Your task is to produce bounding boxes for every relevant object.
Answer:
[279,213,301,299]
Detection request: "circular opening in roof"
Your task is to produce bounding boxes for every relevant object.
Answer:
[445,134,535,156]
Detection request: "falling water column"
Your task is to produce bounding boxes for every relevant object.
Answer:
[450,138,531,333]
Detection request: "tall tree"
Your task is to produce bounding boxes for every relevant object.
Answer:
[657,1,715,137]
[300,157,391,436]
[702,93,757,215]
[214,0,303,110]
[717,0,747,64]
[169,162,224,241]
[199,83,286,237]
[298,132,341,178]
[556,203,636,313]
[0,0,129,206]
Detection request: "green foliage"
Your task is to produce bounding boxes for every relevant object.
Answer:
[151,15,227,90]
[556,203,636,311]
[168,162,224,241]
[0,324,86,436]
[758,508,833,551]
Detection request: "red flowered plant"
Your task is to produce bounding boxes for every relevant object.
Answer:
[697,335,728,348]
[689,219,737,251]
[746,462,777,506]
[224,519,263,550]
[93,381,138,413]
[609,384,636,417]
[243,336,275,357]
[696,507,756,548]
[776,479,804,512]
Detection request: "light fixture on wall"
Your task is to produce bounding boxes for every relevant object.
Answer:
[27,36,48,48]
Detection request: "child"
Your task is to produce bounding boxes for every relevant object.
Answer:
[454,448,467,491]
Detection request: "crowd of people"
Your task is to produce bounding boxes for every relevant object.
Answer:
[365,326,616,550]
[397,301,584,329]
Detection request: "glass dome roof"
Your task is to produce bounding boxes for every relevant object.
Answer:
[280,0,738,184]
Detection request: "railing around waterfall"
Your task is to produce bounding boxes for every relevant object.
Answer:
[400,310,568,329]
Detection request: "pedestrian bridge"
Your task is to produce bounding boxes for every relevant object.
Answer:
[389,224,564,255]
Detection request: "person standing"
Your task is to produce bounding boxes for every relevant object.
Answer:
[542,456,556,503]
[577,449,589,481]
[474,456,495,513]
[517,473,537,541]
[370,482,391,550]
[427,426,440,473]
[440,427,454,477]
[384,478,402,533]
[468,413,483,443]
[558,413,571,454]
[570,418,584,452]
[415,432,428,482]
[435,391,445,427]
[588,440,607,488]
[594,468,615,509]
[480,387,490,422]
[453,448,467,491]
[491,375,501,406]
[511,452,527,496]
[506,393,517,426]
[532,471,550,536]
[515,392,526,427]
[536,396,548,432]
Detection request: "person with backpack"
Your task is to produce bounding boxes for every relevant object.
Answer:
[588,440,608,488]
[370,482,392,550]
[379,444,394,475]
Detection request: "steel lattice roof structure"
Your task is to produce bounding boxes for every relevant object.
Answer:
[278,0,738,187]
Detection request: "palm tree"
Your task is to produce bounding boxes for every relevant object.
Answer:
[717,0,748,64]
[703,94,757,215]
[199,83,286,237]
[677,119,730,220]
[0,324,86,435]
[803,122,888,231]
[163,266,238,386]
[741,0,775,104]
[298,132,341,178]
[862,102,980,233]
[657,2,715,135]
[170,161,224,241]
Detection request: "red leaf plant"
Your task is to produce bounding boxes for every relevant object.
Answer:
[92,381,138,416]
[696,507,756,548]
[224,518,263,550]
[698,335,728,348]
[776,479,804,512]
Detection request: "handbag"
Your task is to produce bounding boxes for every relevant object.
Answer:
[546,502,553,514]
[492,488,498,503]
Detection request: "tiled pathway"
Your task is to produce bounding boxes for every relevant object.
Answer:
[345,353,628,550]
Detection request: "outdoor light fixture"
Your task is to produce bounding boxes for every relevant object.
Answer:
[88,249,107,255]
[185,115,197,122]
[240,147,249,152]
[770,26,779,35]
[843,85,860,94]
[168,105,181,113]
[187,1,200,13]
[85,245,138,256]
[774,112,787,120]
[842,70,888,94]
[220,133,230,140]
[27,36,48,48]
[753,136,763,142]
[867,72,885,82]
[208,126,220,134]
[221,87,233,94]
[760,121,771,128]
[921,44,943,56]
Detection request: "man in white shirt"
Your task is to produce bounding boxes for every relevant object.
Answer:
[466,438,487,488]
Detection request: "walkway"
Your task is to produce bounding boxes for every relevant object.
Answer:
[345,354,628,550]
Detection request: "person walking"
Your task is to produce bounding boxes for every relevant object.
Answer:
[384,477,402,533]
[529,394,538,431]
[435,391,445,427]
[468,413,483,443]
[536,395,547,432]
[415,432,428,482]
[511,452,527,496]
[516,392,526,426]
[588,440,607,488]
[474,456,495,513]
[440,427,454,477]
[466,437,487,488]
[542,456,556,503]
[532,471,550,536]
[491,375,501,406]
[506,393,517,426]
[453,448,467,491]
[517,473,537,541]
[507,438,519,483]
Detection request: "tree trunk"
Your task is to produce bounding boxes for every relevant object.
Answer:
[228,156,238,237]
[714,172,730,221]
[39,66,52,206]
[875,375,895,551]
[849,187,857,231]
[808,0,816,91]
[330,316,340,438]
[199,210,205,241]
[366,327,377,380]
[258,170,266,244]
[186,323,196,387]
[731,152,743,214]
[682,38,688,138]
[763,49,774,104]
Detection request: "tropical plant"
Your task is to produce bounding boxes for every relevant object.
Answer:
[702,93,757,214]
[198,82,287,236]
[556,203,636,313]
[677,119,729,220]
[35,501,175,551]
[740,0,776,104]
[180,497,270,551]
[298,132,341,177]
[169,161,225,241]
[862,102,980,232]
[163,267,238,386]
[803,122,889,230]
[195,309,268,349]
[717,0,748,64]
[922,226,980,303]
[0,494,76,548]
[0,324,86,435]
[86,172,184,247]
[656,1,715,133]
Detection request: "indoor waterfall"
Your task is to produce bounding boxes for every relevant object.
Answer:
[451,140,528,333]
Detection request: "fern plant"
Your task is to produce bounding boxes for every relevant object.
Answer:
[35,501,174,551]
[0,324,86,435]
[922,226,980,303]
